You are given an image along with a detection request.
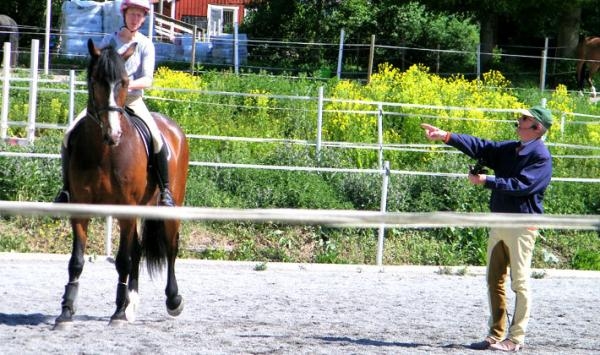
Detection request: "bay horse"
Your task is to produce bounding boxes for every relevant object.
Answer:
[54,38,189,329]
[575,36,600,97]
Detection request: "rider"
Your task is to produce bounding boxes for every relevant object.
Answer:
[54,0,175,207]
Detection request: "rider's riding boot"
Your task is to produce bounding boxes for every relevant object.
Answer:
[154,145,175,207]
[53,145,70,203]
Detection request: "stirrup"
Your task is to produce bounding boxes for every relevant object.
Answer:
[160,189,175,207]
[54,190,70,203]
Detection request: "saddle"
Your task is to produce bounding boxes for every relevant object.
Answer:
[124,106,154,162]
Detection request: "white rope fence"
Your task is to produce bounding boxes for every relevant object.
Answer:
[3,151,599,183]
[2,201,598,266]
[1,201,598,230]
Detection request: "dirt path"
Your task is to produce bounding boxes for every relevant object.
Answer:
[1,252,599,354]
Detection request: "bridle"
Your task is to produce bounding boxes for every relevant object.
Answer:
[86,77,128,129]
[84,41,136,139]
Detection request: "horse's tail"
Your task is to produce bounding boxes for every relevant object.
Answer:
[141,218,168,278]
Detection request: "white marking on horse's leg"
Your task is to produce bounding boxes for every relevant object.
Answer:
[125,290,139,323]
[592,86,597,98]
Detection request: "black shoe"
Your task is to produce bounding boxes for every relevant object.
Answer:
[54,190,70,203]
[470,337,497,350]
[160,188,175,207]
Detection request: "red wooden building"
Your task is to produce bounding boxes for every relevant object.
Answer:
[156,0,251,35]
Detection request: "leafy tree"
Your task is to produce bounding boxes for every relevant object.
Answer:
[0,0,63,46]
[372,2,478,73]
[243,0,478,73]
[420,0,600,64]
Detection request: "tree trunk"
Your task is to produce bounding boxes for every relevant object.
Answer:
[556,6,582,59]
[479,14,498,71]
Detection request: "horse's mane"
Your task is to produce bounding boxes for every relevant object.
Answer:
[88,45,127,83]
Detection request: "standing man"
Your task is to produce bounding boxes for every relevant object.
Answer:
[421,106,553,352]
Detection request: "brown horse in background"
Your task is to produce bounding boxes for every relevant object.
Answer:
[54,39,189,329]
[575,36,600,97]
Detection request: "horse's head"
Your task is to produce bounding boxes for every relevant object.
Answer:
[86,38,135,146]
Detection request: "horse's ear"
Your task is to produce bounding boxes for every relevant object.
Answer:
[87,38,100,57]
[121,43,137,61]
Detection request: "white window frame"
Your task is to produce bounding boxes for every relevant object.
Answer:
[207,4,239,36]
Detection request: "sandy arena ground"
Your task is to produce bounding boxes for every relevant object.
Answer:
[0,252,599,354]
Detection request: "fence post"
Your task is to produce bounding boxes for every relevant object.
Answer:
[234,22,239,75]
[376,160,390,267]
[68,70,76,125]
[316,86,324,157]
[436,44,440,74]
[368,35,375,83]
[44,0,51,76]
[190,25,198,74]
[105,216,113,257]
[476,43,481,80]
[1,42,11,139]
[27,40,40,145]
[540,37,548,92]
[337,28,344,79]
[377,103,383,170]
[148,4,154,41]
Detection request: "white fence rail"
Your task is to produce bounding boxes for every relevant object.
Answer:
[0,201,598,266]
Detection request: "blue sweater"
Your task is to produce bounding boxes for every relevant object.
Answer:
[446,133,552,214]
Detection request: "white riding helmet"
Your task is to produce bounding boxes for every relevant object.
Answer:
[121,0,151,14]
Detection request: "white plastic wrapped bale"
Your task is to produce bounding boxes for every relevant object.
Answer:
[60,0,104,58]
[180,34,212,63]
[154,42,177,62]
[102,0,124,35]
[210,34,247,65]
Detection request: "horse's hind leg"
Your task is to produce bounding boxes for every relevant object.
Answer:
[54,219,89,330]
[165,223,183,316]
[576,61,586,95]
[587,64,600,98]
[109,219,136,326]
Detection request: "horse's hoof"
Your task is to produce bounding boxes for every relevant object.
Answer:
[53,308,75,330]
[52,320,74,331]
[108,318,128,328]
[109,310,128,327]
[125,291,139,323]
[166,296,184,317]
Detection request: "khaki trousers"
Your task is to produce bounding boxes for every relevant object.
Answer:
[486,227,537,345]
[63,96,163,153]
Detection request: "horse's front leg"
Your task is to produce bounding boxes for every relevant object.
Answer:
[125,220,143,323]
[54,218,89,330]
[109,218,137,326]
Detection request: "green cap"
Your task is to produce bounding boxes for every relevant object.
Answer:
[519,106,553,129]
